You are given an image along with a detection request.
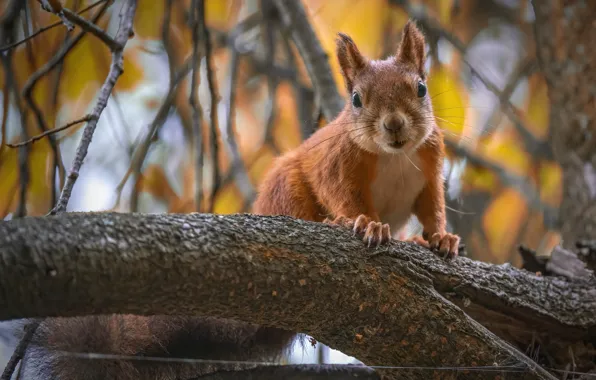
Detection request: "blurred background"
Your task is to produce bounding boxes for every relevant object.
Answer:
[0,0,560,367]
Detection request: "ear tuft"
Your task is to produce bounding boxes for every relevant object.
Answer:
[336,32,367,92]
[396,20,426,75]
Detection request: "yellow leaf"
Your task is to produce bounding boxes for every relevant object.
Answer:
[248,145,275,185]
[272,83,303,152]
[304,0,388,96]
[137,164,179,204]
[460,165,498,193]
[0,139,53,217]
[477,125,530,177]
[134,1,165,40]
[436,0,454,24]
[538,161,562,207]
[213,183,243,214]
[205,0,238,30]
[523,74,550,140]
[482,187,528,260]
[428,65,469,139]
[59,20,144,107]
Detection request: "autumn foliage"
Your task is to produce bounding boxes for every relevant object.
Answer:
[0,0,561,265]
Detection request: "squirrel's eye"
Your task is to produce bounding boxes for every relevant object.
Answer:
[417,81,427,98]
[352,92,362,108]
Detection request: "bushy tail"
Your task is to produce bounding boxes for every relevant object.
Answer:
[20,315,295,380]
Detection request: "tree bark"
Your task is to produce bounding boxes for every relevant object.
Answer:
[1,213,594,378]
[532,0,596,246]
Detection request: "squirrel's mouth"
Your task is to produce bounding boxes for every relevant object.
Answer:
[389,140,407,149]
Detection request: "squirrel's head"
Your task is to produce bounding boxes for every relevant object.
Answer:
[336,20,434,154]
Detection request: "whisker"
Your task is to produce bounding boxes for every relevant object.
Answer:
[445,204,476,215]
[402,152,421,172]
[307,125,375,151]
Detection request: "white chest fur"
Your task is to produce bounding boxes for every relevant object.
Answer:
[371,152,426,233]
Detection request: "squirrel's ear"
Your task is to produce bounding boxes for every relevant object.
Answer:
[396,20,426,75]
[336,33,366,92]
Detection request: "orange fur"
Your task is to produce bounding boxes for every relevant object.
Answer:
[253,20,460,257]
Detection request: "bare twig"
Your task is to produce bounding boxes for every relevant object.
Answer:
[0,0,107,53]
[60,8,118,49]
[128,0,176,212]
[114,59,193,209]
[260,0,281,154]
[203,4,222,213]
[222,42,257,204]
[22,1,111,211]
[0,67,9,157]
[482,58,538,137]
[281,31,316,140]
[7,115,95,148]
[190,0,205,212]
[0,10,30,219]
[0,320,40,380]
[50,0,138,214]
[37,0,75,31]
[273,0,344,121]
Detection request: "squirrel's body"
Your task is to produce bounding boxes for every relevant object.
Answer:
[254,26,458,255]
[20,20,458,380]
[254,115,433,237]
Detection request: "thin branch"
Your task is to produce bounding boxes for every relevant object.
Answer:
[114,59,193,209]
[203,4,222,213]
[0,13,30,219]
[0,63,9,157]
[260,0,281,154]
[37,0,75,31]
[272,0,344,121]
[50,0,138,214]
[0,320,40,380]
[0,0,108,53]
[59,7,120,51]
[222,43,257,204]
[128,0,176,212]
[6,115,95,148]
[190,0,205,212]
[482,58,538,137]
[22,1,111,212]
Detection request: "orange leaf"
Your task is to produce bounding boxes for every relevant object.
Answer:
[522,74,550,140]
[538,160,562,208]
[482,187,528,260]
[136,164,179,204]
[212,183,243,214]
[477,125,530,177]
[0,139,53,217]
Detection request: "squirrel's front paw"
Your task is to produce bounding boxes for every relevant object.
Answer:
[324,214,391,247]
[352,215,391,247]
[429,232,460,259]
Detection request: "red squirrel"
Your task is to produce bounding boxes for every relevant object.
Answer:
[254,21,460,257]
[20,21,458,380]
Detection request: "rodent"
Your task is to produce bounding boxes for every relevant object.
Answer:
[18,20,458,380]
[254,20,460,257]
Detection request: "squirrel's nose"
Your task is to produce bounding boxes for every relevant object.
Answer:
[382,115,405,133]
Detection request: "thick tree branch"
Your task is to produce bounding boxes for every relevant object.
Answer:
[2,213,594,378]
